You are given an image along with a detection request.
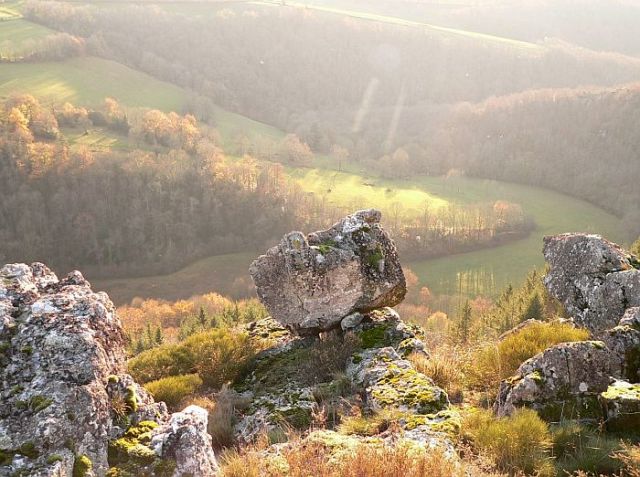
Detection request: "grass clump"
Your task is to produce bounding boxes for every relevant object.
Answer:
[468,321,589,390]
[144,373,202,409]
[220,439,463,477]
[551,421,624,475]
[463,408,553,476]
[408,349,465,403]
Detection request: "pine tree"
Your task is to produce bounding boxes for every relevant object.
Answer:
[522,293,544,322]
[198,306,207,328]
[154,326,164,345]
[458,300,472,343]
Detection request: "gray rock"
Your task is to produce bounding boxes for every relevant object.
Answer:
[0,263,218,477]
[495,341,613,419]
[249,209,406,335]
[151,405,219,477]
[340,312,364,331]
[619,307,640,329]
[543,234,640,332]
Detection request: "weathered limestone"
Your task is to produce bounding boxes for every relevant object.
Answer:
[0,263,218,477]
[543,233,640,333]
[249,209,406,335]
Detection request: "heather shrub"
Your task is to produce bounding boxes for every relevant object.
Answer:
[467,321,589,390]
[463,408,553,476]
[144,373,202,409]
[128,344,192,383]
[128,328,255,388]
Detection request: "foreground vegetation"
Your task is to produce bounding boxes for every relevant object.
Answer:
[118,270,640,476]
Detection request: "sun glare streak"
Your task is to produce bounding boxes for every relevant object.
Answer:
[352,77,379,133]
[384,81,406,152]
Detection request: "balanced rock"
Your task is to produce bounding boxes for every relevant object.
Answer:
[249,209,406,335]
[0,263,218,477]
[543,233,640,332]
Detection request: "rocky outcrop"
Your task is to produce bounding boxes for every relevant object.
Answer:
[234,308,459,459]
[0,263,218,477]
[496,235,640,428]
[249,209,406,335]
[495,341,612,419]
[543,233,640,333]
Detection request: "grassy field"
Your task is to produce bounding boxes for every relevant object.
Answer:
[0,18,53,50]
[93,252,257,305]
[0,56,190,110]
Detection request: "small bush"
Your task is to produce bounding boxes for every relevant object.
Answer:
[144,374,203,409]
[128,328,255,389]
[128,344,192,383]
[185,329,255,388]
[468,321,589,390]
[463,408,553,476]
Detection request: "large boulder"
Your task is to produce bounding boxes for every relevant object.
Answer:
[495,341,613,419]
[543,234,640,332]
[0,263,218,477]
[249,209,406,335]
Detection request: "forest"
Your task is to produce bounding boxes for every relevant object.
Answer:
[19,0,640,237]
[0,94,528,277]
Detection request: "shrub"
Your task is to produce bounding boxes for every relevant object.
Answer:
[128,328,255,389]
[463,408,553,476]
[144,374,203,409]
[185,329,255,388]
[128,344,192,383]
[468,321,589,390]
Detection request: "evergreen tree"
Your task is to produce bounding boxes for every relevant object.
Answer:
[154,326,164,345]
[458,300,472,343]
[522,293,544,322]
[198,306,207,328]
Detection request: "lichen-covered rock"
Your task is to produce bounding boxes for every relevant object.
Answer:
[347,347,449,415]
[495,341,613,419]
[249,209,406,335]
[601,324,640,383]
[0,263,218,477]
[600,380,640,432]
[151,406,219,477]
[619,307,640,330]
[543,234,640,332]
